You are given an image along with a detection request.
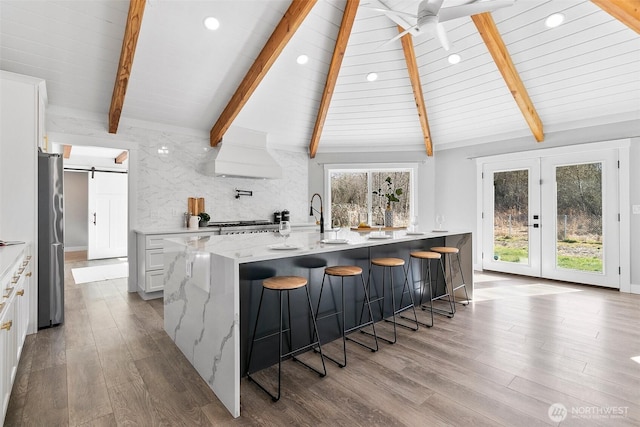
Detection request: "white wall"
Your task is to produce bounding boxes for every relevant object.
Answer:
[434,119,640,291]
[308,151,436,229]
[63,171,88,250]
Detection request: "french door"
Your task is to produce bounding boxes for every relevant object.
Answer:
[482,150,619,288]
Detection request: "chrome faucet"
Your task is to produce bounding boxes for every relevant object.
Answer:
[309,193,324,236]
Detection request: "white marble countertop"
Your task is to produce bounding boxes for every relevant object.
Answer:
[0,243,26,280]
[167,229,468,263]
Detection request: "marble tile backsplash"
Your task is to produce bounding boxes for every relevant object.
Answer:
[48,109,310,230]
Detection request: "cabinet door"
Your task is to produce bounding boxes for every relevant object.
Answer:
[14,278,28,358]
[0,299,16,419]
[145,249,164,271]
[146,270,165,292]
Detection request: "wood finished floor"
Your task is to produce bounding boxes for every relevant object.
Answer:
[5,255,640,426]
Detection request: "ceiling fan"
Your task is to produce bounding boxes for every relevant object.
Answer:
[366,0,515,50]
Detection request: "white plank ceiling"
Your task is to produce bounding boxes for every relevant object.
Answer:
[1,0,638,154]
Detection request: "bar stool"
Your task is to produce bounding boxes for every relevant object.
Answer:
[246,276,326,401]
[430,246,470,311]
[365,257,419,344]
[409,251,454,326]
[315,265,378,368]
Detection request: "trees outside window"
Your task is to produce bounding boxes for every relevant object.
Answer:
[327,167,413,227]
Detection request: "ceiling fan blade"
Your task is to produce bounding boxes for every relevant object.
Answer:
[436,22,451,51]
[363,5,417,19]
[378,26,415,49]
[421,0,445,16]
[439,0,515,22]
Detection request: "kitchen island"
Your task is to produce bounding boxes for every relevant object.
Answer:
[163,229,472,417]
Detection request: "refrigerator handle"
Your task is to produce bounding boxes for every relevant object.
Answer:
[93,212,96,226]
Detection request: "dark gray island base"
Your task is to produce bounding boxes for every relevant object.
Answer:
[164,230,472,417]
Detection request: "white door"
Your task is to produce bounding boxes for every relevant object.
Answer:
[482,159,541,277]
[87,171,128,260]
[482,150,620,288]
[540,150,619,287]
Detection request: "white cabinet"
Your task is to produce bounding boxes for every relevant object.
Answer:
[136,230,218,298]
[0,245,31,425]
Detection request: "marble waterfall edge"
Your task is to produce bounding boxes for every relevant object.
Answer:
[163,239,240,417]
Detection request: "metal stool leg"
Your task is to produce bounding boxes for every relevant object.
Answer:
[411,257,433,328]
[396,264,420,331]
[451,252,470,306]
[362,265,396,344]
[429,257,455,318]
[345,272,378,353]
[317,272,378,368]
[247,285,326,402]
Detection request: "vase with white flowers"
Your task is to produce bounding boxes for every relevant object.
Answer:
[372,176,403,227]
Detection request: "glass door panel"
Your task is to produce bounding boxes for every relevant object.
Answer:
[555,163,603,273]
[493,170,530,265]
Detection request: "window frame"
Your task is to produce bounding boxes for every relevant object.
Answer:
[323,163,419,227]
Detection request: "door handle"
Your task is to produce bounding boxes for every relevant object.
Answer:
[93,212,97,225]
[527,224,540,228]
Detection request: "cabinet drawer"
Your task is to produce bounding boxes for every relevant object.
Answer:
[145,270,165,292]
[145,235,166,250]
[145,249,164,271]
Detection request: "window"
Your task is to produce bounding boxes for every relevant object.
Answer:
[325,164,417,228]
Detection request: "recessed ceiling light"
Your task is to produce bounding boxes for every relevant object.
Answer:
[366,72,378,82]
[204,16,220,31]
[296,54,309,65]
[545,13,564,28]
[448,54,461,64]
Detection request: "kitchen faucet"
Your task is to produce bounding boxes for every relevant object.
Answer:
[309,193,324,236]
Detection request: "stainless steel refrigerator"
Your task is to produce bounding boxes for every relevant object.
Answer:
[38,151,64,328]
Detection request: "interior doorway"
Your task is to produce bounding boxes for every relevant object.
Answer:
[59,144,129,261]
[481,147,621,288]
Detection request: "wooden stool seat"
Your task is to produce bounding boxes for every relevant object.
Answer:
[325,265,363,277]
[430,246,459,254]
[371,257,405,267]
[410,251,441,260]
[263,276,307,291]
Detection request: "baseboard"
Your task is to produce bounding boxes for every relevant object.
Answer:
[65,246,87,252]
[137,287,163,301]
[630,283,640,295]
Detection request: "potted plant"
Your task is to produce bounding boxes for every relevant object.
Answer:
[198,212,210,227]
[372,176,403,227]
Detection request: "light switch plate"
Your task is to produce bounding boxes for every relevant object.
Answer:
[633,205,640,215]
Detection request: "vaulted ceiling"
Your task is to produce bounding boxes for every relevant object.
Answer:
[1,0,638,156]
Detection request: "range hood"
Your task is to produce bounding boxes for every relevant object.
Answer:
[209,126,283,179]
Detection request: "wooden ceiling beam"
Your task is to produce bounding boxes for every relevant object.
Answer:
[592,0,640,34]
[115,151,128,164]
[471,12,544,142]
[109,0,146,134]
[398,26,433,157]
[210,0,317,147]
[62,145,72,159]
[309,0,359,158]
